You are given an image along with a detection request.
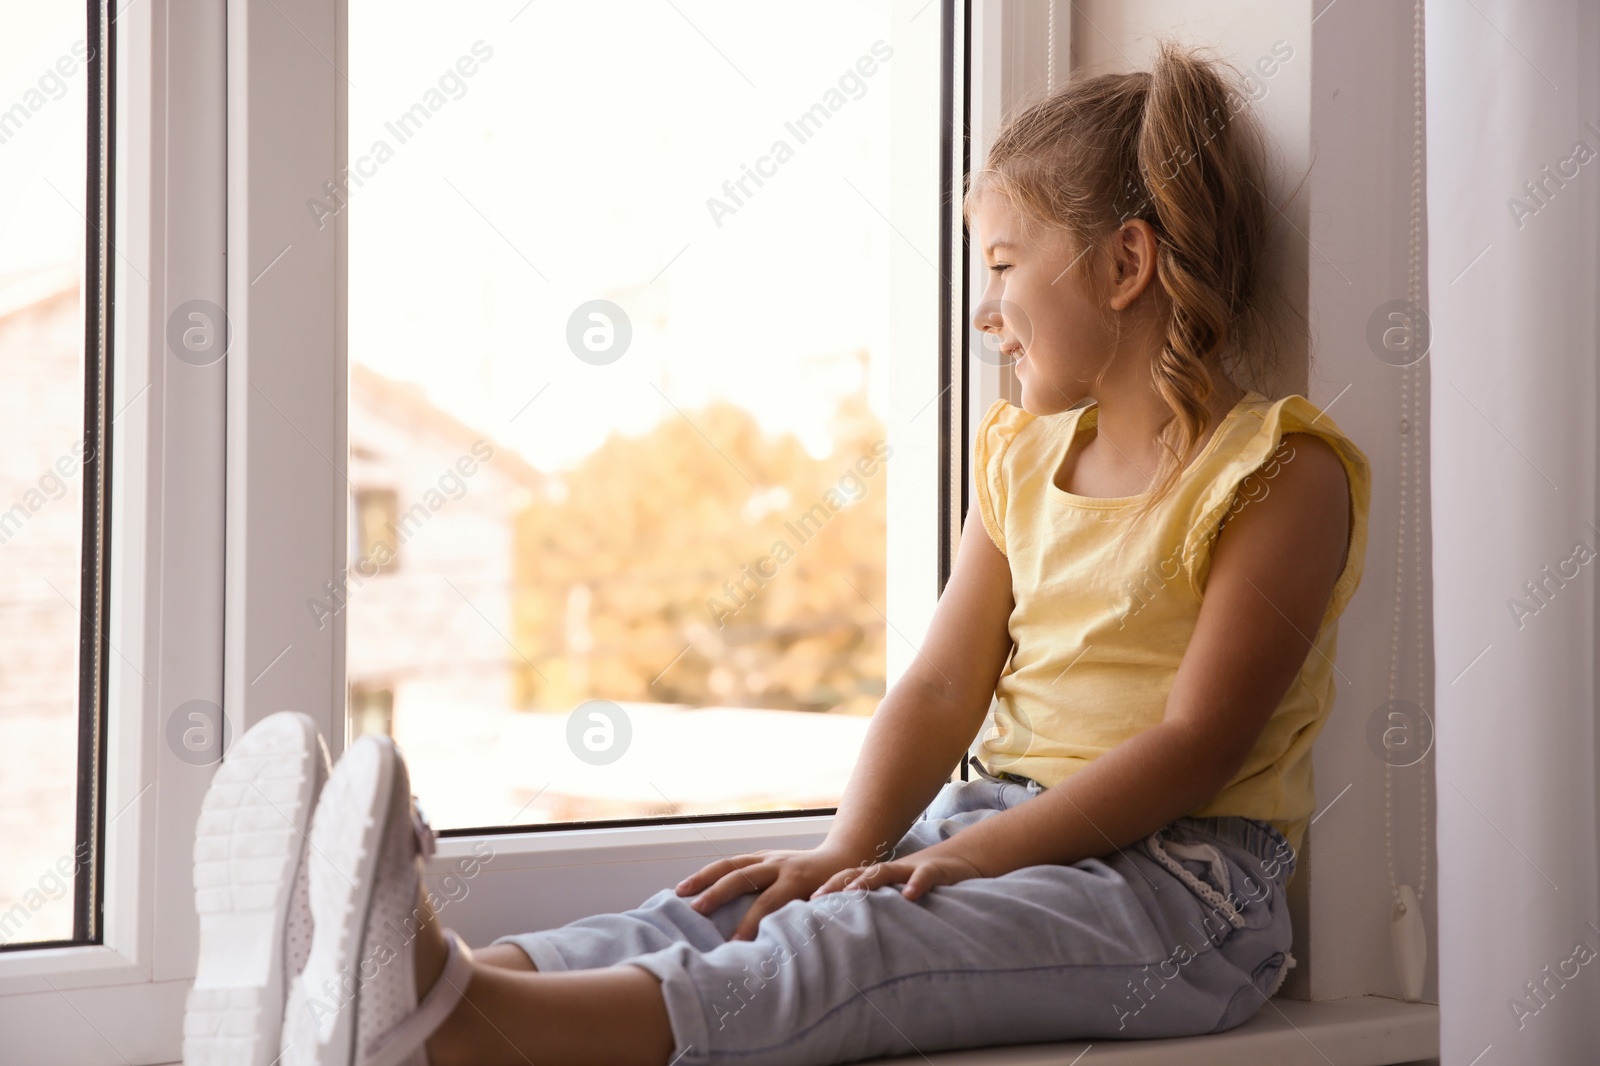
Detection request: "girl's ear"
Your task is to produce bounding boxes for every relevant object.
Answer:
[1106,219,1160,311]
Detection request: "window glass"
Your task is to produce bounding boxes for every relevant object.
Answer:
[346,1,917,829]
[0,5,96,946]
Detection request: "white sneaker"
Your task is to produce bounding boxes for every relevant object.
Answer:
[184,711,332,1065]
[281,734,473,1066]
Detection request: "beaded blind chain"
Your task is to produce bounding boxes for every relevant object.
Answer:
[1383,0,1430,999]
[1046,3,1058,93]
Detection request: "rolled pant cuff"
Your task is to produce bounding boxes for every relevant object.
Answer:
[625,951,711,1066]
[491,933,572,974]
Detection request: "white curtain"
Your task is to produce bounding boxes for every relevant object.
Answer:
[1427,0,1600,1060]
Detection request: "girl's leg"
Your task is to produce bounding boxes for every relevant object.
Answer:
[408,780,1021,1065]
[463,774,1018,983]
[490,880,764,975]
[411,805,1293,1066]
[474,943,537,970]
[412,884,675,1066]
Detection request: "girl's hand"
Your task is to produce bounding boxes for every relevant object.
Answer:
[675,846,875,942]
[811,848,987,903]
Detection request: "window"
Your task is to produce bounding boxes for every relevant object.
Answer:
[344,0,945,832]
[3,0,232,1054]
[0,0,110,951]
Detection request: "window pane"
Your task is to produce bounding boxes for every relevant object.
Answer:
[347,2,925,829]
[0,5,95,946]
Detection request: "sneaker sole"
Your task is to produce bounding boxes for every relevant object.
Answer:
[281,736,397,1066]
[184,712,326,1066]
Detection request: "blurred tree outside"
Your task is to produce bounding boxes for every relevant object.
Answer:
[512,365,888,718]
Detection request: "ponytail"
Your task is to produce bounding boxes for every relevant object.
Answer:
[1134,41,1272,517]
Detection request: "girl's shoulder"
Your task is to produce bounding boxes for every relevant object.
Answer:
[1189,390,1374,625]
[973,396,1087,465]
[972,398,1083,556]
[974,396,1035,447]
[1215,392,1371,500]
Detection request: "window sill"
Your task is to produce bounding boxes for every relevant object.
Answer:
[146,998,1436,1066]
[861,997,1438,1065]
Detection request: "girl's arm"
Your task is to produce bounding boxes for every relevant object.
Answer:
[677,505,1015,936]
[820,505,1017,861]
[837,433,1352,896]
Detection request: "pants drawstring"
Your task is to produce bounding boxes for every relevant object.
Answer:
[1146,833,1247,930]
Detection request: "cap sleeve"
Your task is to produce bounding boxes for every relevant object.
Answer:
[1183,395,1372,631]
[971,398,1028,557]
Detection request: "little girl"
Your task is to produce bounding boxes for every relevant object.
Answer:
[185,40,1369,1066]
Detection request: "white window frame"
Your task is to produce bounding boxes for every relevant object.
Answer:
[0,0,228,1061]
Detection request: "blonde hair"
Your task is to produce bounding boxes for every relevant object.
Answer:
[964,40,1282,524]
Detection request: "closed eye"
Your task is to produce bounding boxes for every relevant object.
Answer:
[989,264,1010,274]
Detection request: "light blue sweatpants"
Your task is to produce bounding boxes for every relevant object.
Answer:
[496,767,1297,1065]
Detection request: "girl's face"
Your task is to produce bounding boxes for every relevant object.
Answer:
[969,190,1119,416]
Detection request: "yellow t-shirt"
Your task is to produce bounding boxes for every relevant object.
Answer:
[968,390,1371,858]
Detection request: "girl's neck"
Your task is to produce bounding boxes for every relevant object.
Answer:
[1084,376,1248,483]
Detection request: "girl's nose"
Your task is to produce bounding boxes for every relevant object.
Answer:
[972,296,1010,338]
